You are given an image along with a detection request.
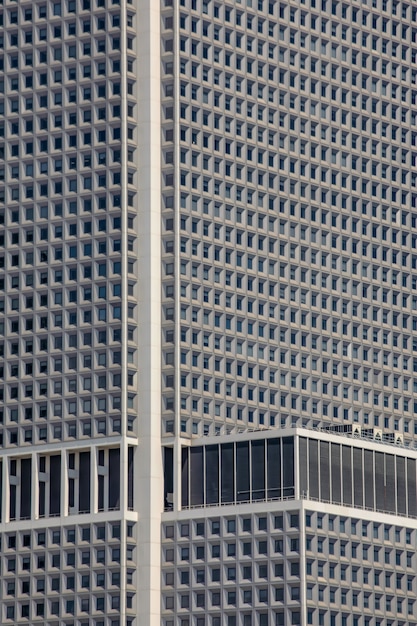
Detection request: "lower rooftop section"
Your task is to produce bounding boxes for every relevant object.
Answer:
[164,427,417,520]
[161,427,417,626]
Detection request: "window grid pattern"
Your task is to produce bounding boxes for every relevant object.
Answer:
[0,0,141,447]
[0,0,139,622]
[0,521,135,625]
[162,512,301,626]
[305,511,417,626]
[161,0,417,441]
[162,508,417,626]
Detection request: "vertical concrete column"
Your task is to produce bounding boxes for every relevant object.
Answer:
[135,1,163,624]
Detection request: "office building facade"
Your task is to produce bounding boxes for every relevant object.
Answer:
[1,0,417,624]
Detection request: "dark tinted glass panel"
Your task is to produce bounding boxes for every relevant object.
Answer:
[79,451,91,513]
[330,443,341,504]
[163,447,173,509]
[181,448,189,508]
[407,459,417,517]
[69,478,75,508]
[375,451,385,512]
[308,439,319,499]
[385,454,396,513]
[190,447,204,506]
[342,446,352,505]
[221,443,234,503]
[282,437,294,497]
[50,455,61,515]
[353,448,363,508]
[299,438,308,497]
[251,440,265,500]
[267,438,280,498]
[20,458,31,519]
[128,446,134,509]
[10,484,16,520]
[236,441,250,502]
[364,449,374,509]
[320,441,330,501]
[39,482,45,517]
[98,475,104,510]
[206,445,219,505]
[108,448,120,510]
[396,456,406,515]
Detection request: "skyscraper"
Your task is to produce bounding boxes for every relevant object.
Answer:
[1,0,417,625]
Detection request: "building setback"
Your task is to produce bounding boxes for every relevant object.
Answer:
[0,0,417,625]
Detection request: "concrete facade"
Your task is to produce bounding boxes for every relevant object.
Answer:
[1,0,417,625]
